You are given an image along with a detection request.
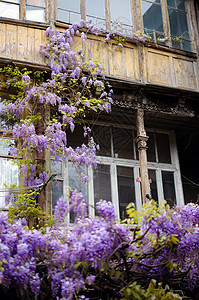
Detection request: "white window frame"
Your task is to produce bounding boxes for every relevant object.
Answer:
[0,137,19,209]
[51,123,184,219]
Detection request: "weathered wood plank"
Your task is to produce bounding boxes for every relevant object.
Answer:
[34,28,46,65]
[27,27,35,62]
[0,23,6,57]
[173,57,197,90]
[18,25,28,61]
[85,37,109,74]
[6,24,18,59]
[146,50,172,86]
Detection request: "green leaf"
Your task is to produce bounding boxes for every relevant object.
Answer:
[115,270,120,280]
[109,268,115,278]
[73,262,82,269]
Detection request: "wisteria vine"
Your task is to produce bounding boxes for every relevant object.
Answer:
[0,19,197,300]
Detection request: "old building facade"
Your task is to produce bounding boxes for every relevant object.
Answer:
[0,0,199,219]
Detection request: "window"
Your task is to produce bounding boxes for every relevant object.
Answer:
[109,0,132,30]
[57,0,133,31]
[0,0,20,20]
[86,0,105,28]
[0,0,46,22]
[26,0,45,22]
[51,123,184,220]
[141,0,191,51]
[141,0,164,41]
[167,0,191,51]
[0,138,19,208]
[0,94,19,209]
[57,0,81,24]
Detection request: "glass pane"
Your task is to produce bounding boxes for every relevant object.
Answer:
[167,0,175,8]
[68,161,88,199]
[51,160,62,177]
[147,132,156,162]
[181,39,191,52]
[57,9,69,23]
[51,180,63,211]
[110,0,132,26]
[69,12,81,24]
[26,0,45,7]
[26,6,45,22]
[87,0,105,19]
[2,0,19,3]
[0,3,19,19]
[141,0,164,33]
[0,97,13,130]
[58,0,80,12]
[57,0,81,23]
[0,158,19,208]
[117,166,135,220]
[113,127,134,159]
[168,8,189,39]
[162,171,176,206]
[177,0,185,11]
[156,133,171,164]
[93,125,111,157]
[87,0,105,28]
[0,139,16,156]
[148,169,158,201]
[94,164,111,206]
[68,162,88,221]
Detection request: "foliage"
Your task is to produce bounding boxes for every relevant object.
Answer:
[121,280,181,299]
[125,199,170,224]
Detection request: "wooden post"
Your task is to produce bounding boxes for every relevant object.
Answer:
[135,108,150,204]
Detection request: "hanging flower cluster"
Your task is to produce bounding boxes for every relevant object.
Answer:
[0,20,114,189]
[0,196,130,299]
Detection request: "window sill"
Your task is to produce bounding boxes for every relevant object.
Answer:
[144,41,197,59]
[0,17,49,29]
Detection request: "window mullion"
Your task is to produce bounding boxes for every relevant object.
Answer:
[129,0,135,29]
[20,0,25,20]
[185,0,197,53]
[156,169,164,203]
[63,160,69,224]
[88,165,95,217]
[45,0,49,23]
[154,133,159,163]
[105,0,111,30]
[136,0,143,31]
[110,126,114,158]
[111,163,120,219]
[133,129,136,160]
[161,0,171,46]
[169,131,184,205]
[80,0,86,20]
[134,167,142,211]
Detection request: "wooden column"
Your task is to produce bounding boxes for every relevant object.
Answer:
[135,108,150,204]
